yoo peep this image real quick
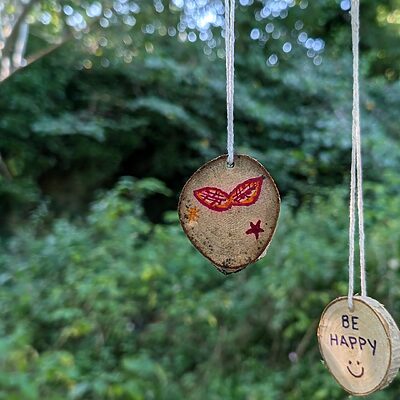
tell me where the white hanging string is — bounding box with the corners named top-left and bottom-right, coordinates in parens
top-left (225, 0), bottom-right (235, 167)
top-left (348, 0), bottom-right (366, 310)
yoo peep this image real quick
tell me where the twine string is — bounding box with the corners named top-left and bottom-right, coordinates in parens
top-left (225, 0), bottom-right (235, 167)
top-left (348, 0), bottom-right (366, 310)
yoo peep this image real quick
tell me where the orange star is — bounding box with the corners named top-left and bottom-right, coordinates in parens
top-left (187, 207), bottom-right (200, 222)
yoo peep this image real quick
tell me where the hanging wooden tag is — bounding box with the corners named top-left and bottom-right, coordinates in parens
top-left (178, 154), bottom-right (280, 274)
top-left (317, 296), bottom-right (400, 396)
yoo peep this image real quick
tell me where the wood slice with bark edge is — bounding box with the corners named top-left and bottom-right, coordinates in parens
top-left (178, 154), bottom-right (280, 274)
top-left (317, 296), bottom-right (400, 396)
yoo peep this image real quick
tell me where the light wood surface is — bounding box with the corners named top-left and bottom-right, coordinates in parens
top-left (178, 154), bottom-right (280, 274)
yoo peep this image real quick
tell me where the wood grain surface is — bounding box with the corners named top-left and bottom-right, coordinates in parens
top-left (317, 296), bottom-right (400, 396)
top-left (178, 154), bottom-right (280, 274)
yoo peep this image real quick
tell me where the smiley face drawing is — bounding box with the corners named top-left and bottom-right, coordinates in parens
top-left (347, 360), bottom-right (365, 378)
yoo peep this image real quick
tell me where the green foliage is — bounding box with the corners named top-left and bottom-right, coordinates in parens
top-left (2, 40), bottom-right (400, 226)
top-left (3, 1), bottom-right (400, 225)
top-left (1, 177), bottom-right (400, 399)
top-left (32, 113), bottom-right (106, 141)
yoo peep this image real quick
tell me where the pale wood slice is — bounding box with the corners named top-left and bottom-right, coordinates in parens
top-left (178, 154), bottom-right (280, 274)
top-left (317, 296), bottom-right (400, 396)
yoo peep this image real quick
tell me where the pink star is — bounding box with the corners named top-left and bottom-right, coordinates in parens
top-left (246, 220), bottom-right (264, 240)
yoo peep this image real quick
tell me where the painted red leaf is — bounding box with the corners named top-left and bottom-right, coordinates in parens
top-left (193, 187), bottom-right (231, 212)
top-left (230, 176), bottom-right (263, 206)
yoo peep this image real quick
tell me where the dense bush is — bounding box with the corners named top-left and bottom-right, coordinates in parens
top-left (0, 176), bottom-right (399, 399)
top-left (2, 41), bottom-right (400, 227)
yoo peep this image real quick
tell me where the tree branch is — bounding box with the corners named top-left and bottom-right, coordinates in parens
top-left (12, 22), bottom-right (29, 68)
top-left (2, 0), bottom-right (40, 60)
top-left (1, 16), bottom-right (102, 83)
top-left (0, 31), bottom-right (74, 84)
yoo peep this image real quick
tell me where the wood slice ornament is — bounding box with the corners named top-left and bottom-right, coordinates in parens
top-left (178, 154), bottom-right (280, 274)
top-left (317, 296), bottom-right (400, 396)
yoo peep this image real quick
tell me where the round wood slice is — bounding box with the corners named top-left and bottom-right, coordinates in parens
top-left (178, 154), bottom-right (280, 274)
top-left (317, 296), bottom-right (400, 396)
